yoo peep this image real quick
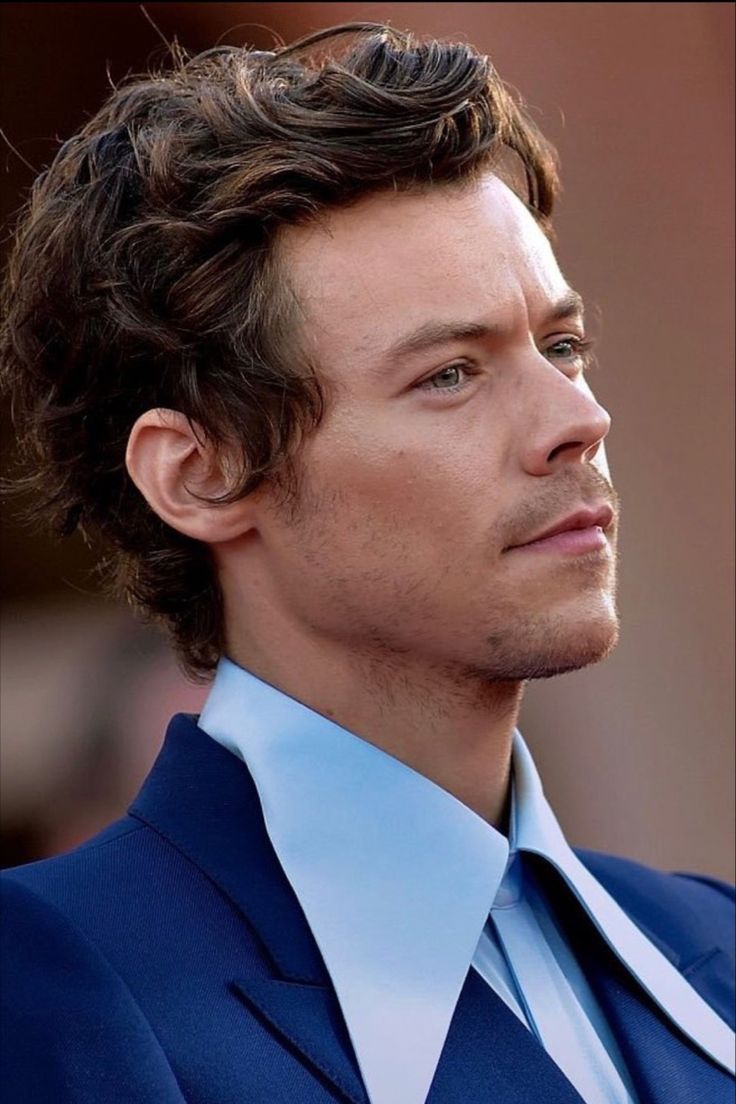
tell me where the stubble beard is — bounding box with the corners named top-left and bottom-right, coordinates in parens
top-left (467, 565), bottom-right (620, 684)
top-left (268, 457), bottom-right (621, 689)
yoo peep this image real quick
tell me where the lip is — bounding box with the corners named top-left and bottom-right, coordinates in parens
top-left (508, 503), bottom-right (615, 551)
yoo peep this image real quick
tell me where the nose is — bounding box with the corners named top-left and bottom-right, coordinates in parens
top-left (521, 369), bottom-right (611, 477)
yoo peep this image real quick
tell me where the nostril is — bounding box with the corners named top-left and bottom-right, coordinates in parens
top-left (548, 441), bottom-right (585, 464)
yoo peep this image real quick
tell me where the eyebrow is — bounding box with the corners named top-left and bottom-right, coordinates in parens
top-left (379, 289), bottom-right (586, 368)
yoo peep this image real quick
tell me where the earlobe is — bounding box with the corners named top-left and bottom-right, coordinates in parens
top-left (124, 408), bottom-right (253, 544)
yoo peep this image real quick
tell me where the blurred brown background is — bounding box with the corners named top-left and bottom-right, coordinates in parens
top-left (1, 3), bottom-right (733, 878)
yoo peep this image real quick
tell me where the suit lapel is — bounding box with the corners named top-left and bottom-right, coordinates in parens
top-left (128, 713), bottom-right (327, 983)
top-left (128, 714), bottom-right (368, 1103)
top-left (587, 953), bottom-right (735, 1104)
top-left (231, 976), bottom-right (370, 1104)
top-left (530, 858), bottom-right (735, 1104)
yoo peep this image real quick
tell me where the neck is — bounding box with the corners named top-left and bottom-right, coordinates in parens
top-left (224, 601), bottom-right (523, 830)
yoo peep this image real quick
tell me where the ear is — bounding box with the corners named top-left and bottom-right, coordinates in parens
top-left (125, 408), bottom-right (255, 543)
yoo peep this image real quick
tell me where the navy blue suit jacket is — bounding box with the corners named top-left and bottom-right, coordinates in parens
top-left (2, 713), bottom-right (734, 1103)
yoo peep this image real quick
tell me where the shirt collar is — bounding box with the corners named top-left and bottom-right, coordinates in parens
top-left (198, 656), bottom-right (734, 1104)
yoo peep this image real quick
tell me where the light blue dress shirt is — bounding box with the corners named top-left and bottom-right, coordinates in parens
top-left (198, 656), bottom-right (735, 1104)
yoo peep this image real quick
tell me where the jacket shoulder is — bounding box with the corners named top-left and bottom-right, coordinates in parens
top-left (1, 812), bottom-right (151, 901)
top-left (0, 874), bottom-right (186, 1102)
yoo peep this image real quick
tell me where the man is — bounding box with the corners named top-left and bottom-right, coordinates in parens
top-left (1, 21), bottom-right (733, 1104)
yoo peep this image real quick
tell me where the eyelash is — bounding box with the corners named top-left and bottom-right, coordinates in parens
top-left (552, 336), bottom-right (598, 371)
top-left (416, 337), bottom-right (599, 396)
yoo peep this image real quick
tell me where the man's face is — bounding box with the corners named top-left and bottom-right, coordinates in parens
top-left (252, 172), bottom-right (619, 681)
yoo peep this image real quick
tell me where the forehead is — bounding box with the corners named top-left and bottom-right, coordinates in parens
top-left (278, 174), bottom-right (568, 367)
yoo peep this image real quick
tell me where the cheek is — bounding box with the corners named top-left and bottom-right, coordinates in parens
top-left (308, 399), bottom-right (499, 515)
top-left (311, 436), bottom-right (488, 534)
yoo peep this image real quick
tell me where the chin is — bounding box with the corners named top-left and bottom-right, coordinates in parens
top-left (479, 597), bottom-right (620, 682)
top-left (524, 622), bottom-right (619, 681)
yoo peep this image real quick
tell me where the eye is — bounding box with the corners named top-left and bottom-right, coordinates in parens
top-left (546, 336), bottom-right (598, 373)
top-left (416, 363), bottom-right (475, 394)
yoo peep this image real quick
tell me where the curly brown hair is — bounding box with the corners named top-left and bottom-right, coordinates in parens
top-left (0, 21), bottom-right (561, 683)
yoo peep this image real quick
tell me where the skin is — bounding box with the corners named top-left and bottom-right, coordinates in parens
top-left (126, 172), bottom-right (620, 829)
